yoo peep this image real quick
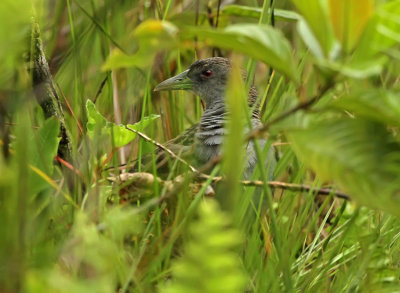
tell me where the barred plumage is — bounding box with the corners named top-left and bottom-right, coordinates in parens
top-left (154, 57), bottom-right (275, 179)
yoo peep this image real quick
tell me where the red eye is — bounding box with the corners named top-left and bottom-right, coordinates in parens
top-left (202, 70), bottom-right (213, 78)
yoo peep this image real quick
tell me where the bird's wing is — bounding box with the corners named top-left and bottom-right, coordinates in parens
top-left (150, 123), bottom-right (198, 172)
top-left (165, 123), bottom-right (199, 147)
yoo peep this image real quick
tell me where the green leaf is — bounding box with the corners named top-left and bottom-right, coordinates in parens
top-left (102, 20), bottom-right (178, 70)
top-left (86, 100), bottom-right (159, 147)
top-left (101, 48), bottom-right (146, 71)
top-left (162, 199), bottom-right (247, 293)
top-left (297, 13), bottom-right (383, 76)
top-left (331, 89), bottom-right (400, 126)
top-left (103, 21), bottom-right (298, 82)
top-left (353, 0), bottom-right (400, 62)
top-left (222, 5), bottom-right (300, 22)
top-left (113, 117), bottom-right (160, 147)
top-left (220, 61), bottom-right (247, 211)
top-left (102, 206), bottom-right (143, 242)
top-left (297, 18), bottom-right (325, 58)
top-left (315, 58), bottom-right (385, 79)
top-left (291, 0), bottom-right (335, 57)
top-left (0, 0), bottom-right (31, 86)
top-left (86, 99), bottom-right (109, 131)
top-left (328, 0), bottom-right (374, 53)
top-left (28, 118), bottom-right (60, 194)
top-left (287, 117), bottom-right (400, 216)
top-left (183, 24), bottom-right (299, 83)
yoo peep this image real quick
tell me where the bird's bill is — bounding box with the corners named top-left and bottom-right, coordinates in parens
top-left (154, 69), bottom-right (192, 92)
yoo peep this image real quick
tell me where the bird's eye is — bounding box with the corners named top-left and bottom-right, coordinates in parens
top-left (201, 70), bottom-right (213, 78)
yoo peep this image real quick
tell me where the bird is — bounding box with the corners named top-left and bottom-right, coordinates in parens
top-left (154, 57), bottom-right (275, 179)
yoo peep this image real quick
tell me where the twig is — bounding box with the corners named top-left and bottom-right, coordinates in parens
top-left (124, 125), bottom-right (199, 173)
top-left (108, 172), bottom-right (350, 212)
top-left (93, 75), bottom-right (109, 104)
top-left (215, 0), bottom-right (222, 28)
top-left (244, 180), bottom-right (349, 200)
top-left (3, 122), bottom-right (40, 129)
top-left (196, 173), bottom-right (350, 200)
top-left (108, 172), bottom-right (215, 215)
top-left (246, 80), bottom-right (334, 141)
top-left (272, 142), bottom-right (291, 147)
top-left (55, 156), bottom-right (83, 178)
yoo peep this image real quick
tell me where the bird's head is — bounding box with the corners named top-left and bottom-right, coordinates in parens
top-left (154, 57), bottom-right (231, 107)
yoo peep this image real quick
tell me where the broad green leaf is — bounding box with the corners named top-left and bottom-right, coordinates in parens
top-left (86, 99), bottom-right (108, 131)
top-left (103, 21), bottom-right (298, 82)
top-left (312, 0), bottom-right (394, 78)
top-left (28, 118), bottom-right (60, 194)
top-left (112, 117), bottom-right (160, 147)
top-left (0, 0), bottom-right (31, 87)
top-left (102, 20), bottom-right (178, 70)
top-left (297, 18), bottom-right (325, 59)
top-left (86, 100), bottom-right (159, 147)
top-left (291, 0), bottom-right (335, 57)
top-left (315, 58), bottom-right (385, 79)
top-left (297, 0), bottom-right (386, 79)
top-left (331, 89), bottom-right (400, 126)
top-left (328, 0), bottom-right (374, 53)
top-left (287, 118), bottom-right (400, 216)
top-left (353, 0), bottom-right (400, 62)
top-left (101, 49), bottom-right (145, 71)
top-left (222, 5), bottom-right (300, 22)
top-left (183, 24), bottom-right (299, 83)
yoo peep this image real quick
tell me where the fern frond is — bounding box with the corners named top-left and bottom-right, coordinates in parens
top-left (162, 199), bottom-right (247, 293)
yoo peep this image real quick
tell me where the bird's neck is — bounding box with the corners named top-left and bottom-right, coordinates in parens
top-left (200, 101), bottom-right (226, 130)
top-left (198, 94), bottom-right (261, 136)
top-left (204, 100), bottom-right (225, 114)
top-left (201, 85), bottom-right (261, 122)
top-left (194, 91), bottom-right (261, 165)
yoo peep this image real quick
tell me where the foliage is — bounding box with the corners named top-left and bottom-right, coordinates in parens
top-left (2, 0), bottom-right (400, 292)
top-left (86, 100), bottom-right (159, 147)
top-left (103, 21), bottom-right (298, 82)
top-left (288, 118), bottom-right (400, 216)
top-left (162, 199), bottom-right (247, 293)
top-left (22, 116), bottom-right (60, 194)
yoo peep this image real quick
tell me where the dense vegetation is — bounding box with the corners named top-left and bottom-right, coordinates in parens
top-left (2, 0), bottom-right (400, 292)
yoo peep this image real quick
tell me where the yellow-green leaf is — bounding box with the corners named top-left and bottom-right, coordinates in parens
top-left (183, 24), bottom-right (299, 83)
top-left (329, 0), bottom-right (374, 52)
top-left (86, 100), bottom-right (159, 147)
top-left (291, 0), bottom-right (335, 57)
top-left (102, 20), bottom-right (178, 70)
top-left (287, 117), bottom-right (400, 217)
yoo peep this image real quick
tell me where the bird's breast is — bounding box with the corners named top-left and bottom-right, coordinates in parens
top-left (193, 116), bottom-right (267, 175)
top-left (194, 127), bottom-right (225, 165)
